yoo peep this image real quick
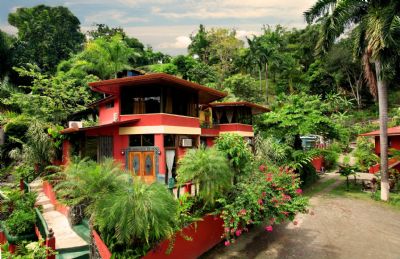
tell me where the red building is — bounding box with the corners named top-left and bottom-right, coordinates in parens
top-left (61, 73), bottom-right (269, 184)
top-left (359, 126), bottom-right (400, 173)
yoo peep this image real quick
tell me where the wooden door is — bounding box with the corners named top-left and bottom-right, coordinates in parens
top-left (128, 151), bottom-right (156, 183)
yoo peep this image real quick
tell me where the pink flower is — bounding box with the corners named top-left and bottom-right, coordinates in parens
top-left (259, 164), bottom-right (266, 172)
top-left (224, 240), bottom-right (231, 246)
top-left (262, 192), bottom-right (266, 197)
top-left (258, 199), bottom-right (263, 205)
top-left (282, 194), bottom-right (292, 201)
top-left (265, 225), bottom-right (273, 232)
top-left (239, 209), bottom-right (247, 216)
top-left (235, 229), bottom-right (242, 237)
top-left (224, 227), bottom-right (230, 233)
top-left (296, 189), bottom-right (303, 195)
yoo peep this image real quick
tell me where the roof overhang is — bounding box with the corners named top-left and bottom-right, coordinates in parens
top-left (61, 119), bottom-right (140, 134)
top-left (359, 126), bottom-right (400, 137)
top-left (88, 73), bottom-right (227, 104)
top-left (209, 101), bottom-right (270, 115)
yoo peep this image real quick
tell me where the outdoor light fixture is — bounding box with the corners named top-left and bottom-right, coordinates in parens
top-left (121, 149), bottom-right (125, 155)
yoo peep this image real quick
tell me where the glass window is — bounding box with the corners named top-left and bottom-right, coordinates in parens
top-left (129, 135), bottom-right (154, 146)
top-left (129, 135), bottom-right (141, 146)
top-left (142, 135), bottom-right (154, 146)
top-left (105, 101), bottom-right (114, 109)
top-left (121, 86), bottom-right (161, 114)
top-left (164, 134), bottom-right (176, 147)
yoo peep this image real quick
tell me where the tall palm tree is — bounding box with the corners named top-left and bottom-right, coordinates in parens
top-left (305, 0), bottom-right (400, 201)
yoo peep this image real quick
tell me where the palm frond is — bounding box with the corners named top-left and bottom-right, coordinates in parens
top-left (304, 0), bottom-right (338, 24)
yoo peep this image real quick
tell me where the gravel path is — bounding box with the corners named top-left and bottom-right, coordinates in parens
top-left (202, 174), bottom-right (400, 259)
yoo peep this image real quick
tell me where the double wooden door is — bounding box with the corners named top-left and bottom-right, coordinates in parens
top-left (128, 151), bottom-right (156, 183)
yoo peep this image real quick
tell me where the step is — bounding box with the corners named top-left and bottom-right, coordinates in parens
top-left (29, 179), bottom-right (43, 190)
top-left (72, 223), bottom-right (90, 243)
top-left (36, 194), bottom-right (51, 206)
top-left (56, 247), bottom-right (90, 259)
top-left (42, 203), bottom-right (55, 213)
top-left (42, 211), bottom-right (87, 250)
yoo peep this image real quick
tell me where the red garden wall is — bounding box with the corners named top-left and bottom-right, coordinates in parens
top-left (42, 181), bottom-right (70, 217)
top-left (311, 156), bottom-right (324, 172)
top-left (93, 230), bottom-right (112, 259)
top-left (144, 215), bottom-right (224, 259)
top-left (92, 215), bottom-right (224, 259)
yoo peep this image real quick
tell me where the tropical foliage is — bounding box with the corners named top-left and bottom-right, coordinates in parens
top-left (177, 147), bottom-right (232, 206)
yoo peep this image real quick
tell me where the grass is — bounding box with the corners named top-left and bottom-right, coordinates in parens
top-left (329, 178), bottom-right (400, 210)
top-left (304, 178), bottom-right (337, 197)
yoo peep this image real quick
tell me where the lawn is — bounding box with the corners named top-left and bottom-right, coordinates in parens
top-left (329, 178), bottom-right (400, 210)
top-left (304, 178), bottom-right (337, 197)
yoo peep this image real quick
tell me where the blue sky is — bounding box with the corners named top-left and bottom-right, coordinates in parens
top-left (0, 0), bottom-right (315, 55)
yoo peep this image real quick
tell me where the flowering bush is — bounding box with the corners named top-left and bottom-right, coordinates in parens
top-left (218, 164), bottom-right (308, 244)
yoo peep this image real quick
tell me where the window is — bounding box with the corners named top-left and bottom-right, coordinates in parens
top-left (164, 134), bottom-right (176, 147)
top-left (129, 135), bottom-right (155, 146)
top-left (98, 136), bottom-right (113, 162)
top-left (105, 101), bottom-right (114, 109)
top-left (121, 86), bottom-right (161, 114)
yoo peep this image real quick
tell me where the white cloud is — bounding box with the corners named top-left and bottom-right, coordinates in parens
top-left (151, 0), bottom-right (315, 20)
top-left (158, 35), bottom-right (191, 49)
top-left (0, 24), bottom-right (17, 35)
top-left (235, 30), bottom-right (261, 40)
top-left (84, 10), bottom-right (148, 24)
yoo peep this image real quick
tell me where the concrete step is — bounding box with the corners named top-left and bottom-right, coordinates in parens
top-left (42, 203), bottom-right (55, 213)
top-left (36, 193), bottom-right (51, 206)
top-left (29, 179), bottom-right (43, 190)
top-left (42, 211), bottom-right (87, 250)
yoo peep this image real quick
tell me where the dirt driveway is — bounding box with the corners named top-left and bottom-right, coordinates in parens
top-left (202, 174), bottom-right (400, 259)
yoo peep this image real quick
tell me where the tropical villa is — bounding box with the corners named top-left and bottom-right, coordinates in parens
top-left (60, 72), bottom-right (269, 185)
top-left (359, 126), bottom-right (400, 173)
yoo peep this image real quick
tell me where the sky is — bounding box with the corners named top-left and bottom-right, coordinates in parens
top-left (0, 0), bottom-right (315, 56)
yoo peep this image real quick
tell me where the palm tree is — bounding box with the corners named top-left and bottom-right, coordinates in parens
top-left (305, 0), bottom-right (400, 201)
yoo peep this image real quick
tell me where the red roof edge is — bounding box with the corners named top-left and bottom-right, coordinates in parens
top-left (88, 73), bottom-right (227, 98)
top-left (359, 126), bottom-right (400, 137)
top-left (61, 118), bottom-right (140, 134)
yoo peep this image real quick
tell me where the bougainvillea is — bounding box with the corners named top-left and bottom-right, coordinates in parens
top-left (218, 163), bottom-right (308, 244)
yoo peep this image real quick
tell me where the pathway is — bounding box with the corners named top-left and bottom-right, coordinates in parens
top-left (202, 174), bottom-right (400, 259)
top-left (29, 179), bottom-right (89, 256)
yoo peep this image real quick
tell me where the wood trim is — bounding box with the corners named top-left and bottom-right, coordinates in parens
top-left (219, 131), bottom-right (254, 137)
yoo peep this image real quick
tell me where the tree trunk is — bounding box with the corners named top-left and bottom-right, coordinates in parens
top-left (265, 62), bottom-right (268, 104)
top-left (375, 59), bottom-right (390, 201)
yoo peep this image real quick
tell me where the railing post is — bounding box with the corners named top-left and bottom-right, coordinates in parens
top-left (46, 228), bottom-right (56, 259)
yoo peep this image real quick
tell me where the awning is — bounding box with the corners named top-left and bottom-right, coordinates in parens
top-left (61, 118), bottom-right (140, 134)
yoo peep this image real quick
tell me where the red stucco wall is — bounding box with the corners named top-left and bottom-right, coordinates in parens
top-left (219, 123), bottom-right (253, 132)
top-left (62, 140), bottom-right (71, 165)
top-left (119, 113), bottom-right (200, 127)
top-left (99, 98), bottom-right (119, 125)
top-left (374, 136), bottom-right (400, 154)
top-left (144, 215), bottom-right (224, 259)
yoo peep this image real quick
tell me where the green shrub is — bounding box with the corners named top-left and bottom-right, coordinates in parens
top-left (218, 164), bottom-right (308, 244)
top-left (215, 133), bottom-right (253, 180)
top-left (177, 147), bottom-right (233, 207)
top-left (2, 190), bottom-right (36, 236)
top-left (354, 137), bottom-right (379, 172)
top-left (93, 178), bottom-right (178, 257)
top-left (321, 142), bottom-right (341, 170)
top-left (5, 210), bottom-right (36, 236)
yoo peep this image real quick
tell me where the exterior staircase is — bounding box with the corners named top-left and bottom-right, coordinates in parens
top-left (29, 179), bottom-right (90, 259)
